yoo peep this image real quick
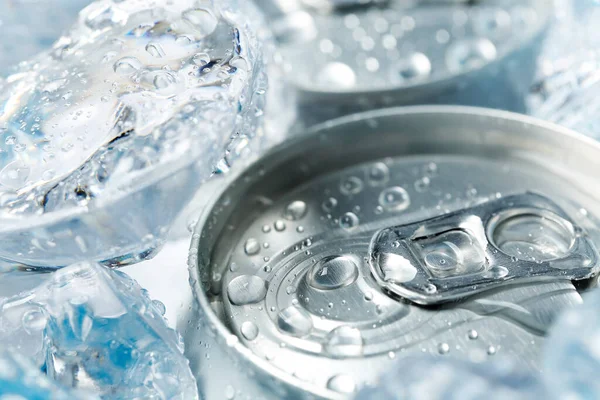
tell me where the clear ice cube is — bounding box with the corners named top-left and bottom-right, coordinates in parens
top-left (0, 0), bottom-right (271, 268)
top-left (0, 261), bottom-right (198, 399)
top-left (0, 0), bottom-right (91, 76)
top-left (0, 349), bottom-right (95, 399)
top-left (543, 288), bottom-right (600, 400)
top-left (355, 356), bottom-right (546, 400)
top-left (528, 1), bottom-right (600, 138)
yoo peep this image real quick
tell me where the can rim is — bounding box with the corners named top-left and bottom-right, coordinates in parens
top-left (187, 104), bottom-right (600, 398)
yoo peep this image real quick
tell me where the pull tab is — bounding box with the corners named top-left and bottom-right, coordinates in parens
top-left (369, 193), bottom-right (599, 305)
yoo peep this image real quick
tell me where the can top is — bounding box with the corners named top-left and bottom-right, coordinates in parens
top-left (268, 0), bottom-right (550, 95)
top-left (189, 106), bottom-right (600, 398)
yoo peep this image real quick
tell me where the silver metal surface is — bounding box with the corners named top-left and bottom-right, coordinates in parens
top-left (184, 106), bottom-right (600, 399)
top-left (256, 0), bottom-right (552, 125)
top-left (370, 192), bottom-right (600, 305)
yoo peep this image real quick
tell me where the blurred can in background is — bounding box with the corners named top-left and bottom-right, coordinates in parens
top-left (183, 106), bottom-right (600, 399)
top-left (255, 0), bottom-right (553, 126)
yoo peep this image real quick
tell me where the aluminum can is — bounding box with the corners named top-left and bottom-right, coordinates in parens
top-left (184, 106), bottom-right (600, 399)
top-left (256, 0), bottom-right (552, 126)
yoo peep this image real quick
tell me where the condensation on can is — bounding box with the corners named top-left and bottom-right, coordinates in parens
top-left (256, 0), bottom-right (553, 126)
top-left (183, 106), bottom-right (600, 399)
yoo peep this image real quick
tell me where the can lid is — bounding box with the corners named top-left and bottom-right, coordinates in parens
top-left (190, 107), bottom-right (600, 396)
top-left (370, 192), bottom-right (600, 305)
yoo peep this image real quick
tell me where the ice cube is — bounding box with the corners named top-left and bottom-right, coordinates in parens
top-left (0, 0), bottom-right (91, 76)
top-left (0, 349), bottom-right (95, 399)
top-left (528, 1), bottom-right (600, 139)
top-left (355, 356), bottom-right (546, 400)
top-left (0, 0), bottom-right (273, 268)
top-left (0, 261), bottom-right (198, 399)
top-left (543, 288), bottom-right (600, 400)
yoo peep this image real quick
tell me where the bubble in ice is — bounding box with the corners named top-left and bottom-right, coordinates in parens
top-left (355, 356), bottom-right (546, 400)
top-left (227, 275), bottom-right (268, 306)
top-left (0, 261), bottom-right (198, 399)
top-left (0, 0), bottom-right (274, 268)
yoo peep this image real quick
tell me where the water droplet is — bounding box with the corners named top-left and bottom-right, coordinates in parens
top-left (487, 345), bottom-right (497, 355)
top-left (317, 62), bottom-right (356, 89)
top-left (308, 256), bottom-right (358, 290)
top-left (339, 212), bottom-right (359, 230)
top-left (364, 291), bottom-right (373, 301)
top-left (296, 226), bottom-right (305, 233)
top-left (225, 385), bottom-right (236, 399)
top-left (192, 52), bottom-right (211, 66)
top-left (425, 283), bottom-right (437, 294)
top-left (468, 329), bottom-right (479, 340)
top-left (274, 220), bottom-right (286, 231)
top-left (244, 238), bottom-right (260, 255)
top-left (227, 275), bottom-right (268, 306)
top-left (277, 306), bottom-right (313, 337)
top-left (0, 160), bottom-right (30, 190)
top-left (240, 321), bottom-right (259, 341)
top-left (113, 56), bottom-right (142, 74)
top-left (152, 300), bottom-right (166, 316)
top-left (446, 38), bottom-right (497, 73)
top-left (340, 176), bottom-right (364, 195)
top-left (393, 52), bottom-right (431, 82)
top-left (21, 309), bottom-right (48, 334)
top-left (473, 9), bottom-right (512, 37)
top-left (438, 342), bottom-right (450, 354)
top-left (284, 200), bottom-right (308, 220)
top-left (414, 177), bottom-right (431, 192)
top-left (378, 187), bottom-right (410, 211)
top-left (324, 326), bottom-right (363, 357)
top-left (425, 162), bottom-right (438, 176)
top-left (286, 285), bottom-right (296, 295)
top-left (153, 71), bottom-right (177, 90)
top-left (487, 265), bottom-right (509, 279)
top-left (262, 225), bottom-right (271, 233)
top-left (327, 374), bottom-right (356, 394)
top-left (322, 197), bottom-right (338, 213)
top-left (145, 42), bottom-right (165, 58)
top-left (182, 8), bottom-right (218, 38)
top-left (367, 162), bottom-right (390, 185)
